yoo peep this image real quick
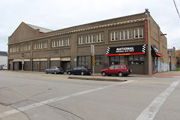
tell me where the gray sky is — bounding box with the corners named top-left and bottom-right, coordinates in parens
top-left (0, 0), bottom-right (180, 52)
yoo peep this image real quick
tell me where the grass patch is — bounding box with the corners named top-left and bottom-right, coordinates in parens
top-left (175, 67), bottom-right (180, 71)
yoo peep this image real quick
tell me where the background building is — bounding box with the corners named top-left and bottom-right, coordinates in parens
top-left (0, 51), bottom-right (7, 70)
top-left (175, 50), bottom-right (180, 67)
top-left (168, 47), bottom-right (176, 71)
top-left (8, 10), bottom-right (175, 74)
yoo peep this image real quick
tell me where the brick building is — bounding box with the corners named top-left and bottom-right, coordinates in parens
top-left (0, 51), bottom-right (7, 69)
top-left (176, 50), bottom-right (180, 67)
top-left (168, 47), bottom-right (176, 70)
top-left (8, 10), bottom-right (173, 75)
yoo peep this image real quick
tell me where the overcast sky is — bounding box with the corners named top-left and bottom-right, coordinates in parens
top-left (0, 0), bottom-right (180, 52)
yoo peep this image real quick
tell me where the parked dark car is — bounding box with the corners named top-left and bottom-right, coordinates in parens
top-left (67, 66), bottom-right (92, 75)
top-left (45, 66), bottom-right (64, 74)
top-left (101, 65), bottom-right (132, 77)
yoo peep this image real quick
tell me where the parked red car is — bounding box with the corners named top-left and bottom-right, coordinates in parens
top-left (101, 65), bottom-right (132, 77)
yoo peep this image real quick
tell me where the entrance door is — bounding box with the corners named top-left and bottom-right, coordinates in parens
top-left (61, 61), bottom-right (70, 72)
top-left (153, 57), bottom-right (158, 73)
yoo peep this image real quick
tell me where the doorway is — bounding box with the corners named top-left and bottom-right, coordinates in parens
top-left (61, 61), bottom-right (70, 72)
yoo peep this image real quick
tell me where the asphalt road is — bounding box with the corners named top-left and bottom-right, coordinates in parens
top-left (0, 71), bottom-right (179, 120)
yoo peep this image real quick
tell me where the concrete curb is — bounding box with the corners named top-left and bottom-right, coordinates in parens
top-left (68, 76), bottom-right (127, 82)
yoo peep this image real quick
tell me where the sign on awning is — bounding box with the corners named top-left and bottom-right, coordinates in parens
top-left (106, 44), bottom-right (146, 56)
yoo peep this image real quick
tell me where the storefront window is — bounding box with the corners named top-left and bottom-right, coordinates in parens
top-left (78, 56), bottom-right (88, 66)
top-left (95, 55), bottom-right (104, 65)
top-left (115, 56), bottom-right (119, 64)
top-left (129, 56), bottom-right (133, 61)
top-left (134, 55), bottom-right (139, 61)
top-left (110, 56), bottom-right (124, 65)
top-left (120, 56), bottom-right (124, 63)
top-left (140, 55), bottom-right (144, 61)
top-left (129, 55), bottom-right (144, 65)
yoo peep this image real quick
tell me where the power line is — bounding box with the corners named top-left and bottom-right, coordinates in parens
top-left (173, 0), bottom-right (180, 18)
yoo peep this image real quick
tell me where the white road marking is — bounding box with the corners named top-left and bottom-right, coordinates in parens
top-left (0, 80), bottom-right (133, 118)
top-left (136, 79), bottom-right (180, 120)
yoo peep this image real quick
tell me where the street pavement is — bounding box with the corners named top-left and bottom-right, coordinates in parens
top-left (0, 70), bottom-right (179, 120)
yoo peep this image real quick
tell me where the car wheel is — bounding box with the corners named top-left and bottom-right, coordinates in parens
top-left (102, 72), bottom-right (106, 76)
top-left (54, 71), bottom-right (57, 74)
top-left (67, 72), bottom-right (71, 75)
top-left (81, 72), bottom-right (84, 76)
top-left (118, 72), bottom-right (123, 77)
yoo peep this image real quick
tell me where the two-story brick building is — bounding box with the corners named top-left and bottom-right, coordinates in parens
top-left (8, 9), bottom-right (171, 75)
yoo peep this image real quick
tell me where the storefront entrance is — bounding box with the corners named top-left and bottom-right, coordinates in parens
top-left (106, 44), bottom-right (146, 74)
top-left (61, 61), bottom-right (70, 72)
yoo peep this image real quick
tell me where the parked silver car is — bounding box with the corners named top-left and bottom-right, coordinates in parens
top-left (45, 66), bottom-right (64, 74)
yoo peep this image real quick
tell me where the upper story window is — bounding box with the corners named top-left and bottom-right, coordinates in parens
top-left (52, 41), bottom-right (56, 47)
top-left (79, 37), bottom-right (82, 44)
top-left (120, 31), bottom-right (124, 40)
top-left (67, 39), bottom-right (70, 46)
top-left (78, 33), bottom-right (103, 45)
top-left (110, 28), bottom-right (142, 42)
top-left (83, 36), bottom-right (86, 44)
top-left (10, 46), bottom-right (20, 53)
top-left (129, 30), bottom-right (132, 39)
top-left (134, 28), bottom-right (143, 38)
top-left (62, 40), bottom-right (65, 46)
top-left (52, 38), bottom-right (71, 47)
top-left (86, 36), bottom-right (89, 43)
top-left (97, 34), bottom-right (103, 42)
top-left (90, 35), bottom-right (92, 43)
top-left (10, 43), bottom-right (31, 53)
top-left (56, 40), bottom-right (59, 47)
top-left (122, 30), bottom-right (133, 40)
top-left (125, 30), bottom-right (128, 39)
top-left (93, 35), bottom-right (96, 43)
top-left (44, 42), bottom-right (48, 48)
top-left (60, 40), bottom-right (63, 46)
top-left (111, 32), bottom-right (118, 41)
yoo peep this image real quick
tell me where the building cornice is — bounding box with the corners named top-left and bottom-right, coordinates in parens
top-left (9, 18), bottom-right (146, 45)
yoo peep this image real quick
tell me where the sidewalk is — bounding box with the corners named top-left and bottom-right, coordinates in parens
top-left (130, 71), bottom-right (180, 78)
